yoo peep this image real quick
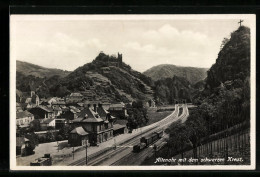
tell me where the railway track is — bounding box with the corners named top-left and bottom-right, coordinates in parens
top-left (69, 104), bottom-right (187, 166)
top-left (110, 104), bottom-right (189, 166)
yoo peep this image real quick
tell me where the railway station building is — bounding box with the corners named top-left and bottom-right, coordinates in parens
top-left (69, 104), bottom-right (116, 146)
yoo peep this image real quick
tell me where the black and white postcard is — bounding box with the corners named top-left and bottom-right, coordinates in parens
top-left (10, 14), bottom-right (256, 170)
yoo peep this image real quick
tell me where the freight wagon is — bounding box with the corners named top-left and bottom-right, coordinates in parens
top-left (133, 130), bottom-right (164, 153)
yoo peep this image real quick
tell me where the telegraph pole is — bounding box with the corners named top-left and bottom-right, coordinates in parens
top-left (85, 140), bottom-right (88, 165)
top-left (72, 146), bottom-right (74, 160)
top-left (114, 138), bottom-right (117, 150)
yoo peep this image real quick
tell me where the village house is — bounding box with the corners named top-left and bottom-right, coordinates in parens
top-left (67, 93), bottom-right (84, 103)
top-left (108, 103), bottom-right (128, 119)
top-left (23, 91), bottom-right (40, 108)
top-left (60, 108), bottom-right (78, 121)
top-left (16, 110), bottom-right (34, 128)
top-left (66, 102), bottom-right (84, 111)
top-left (69, 104), bottom-right (115, 146)
top-left (40, 118), bottom-right (56, 130)
top-left (52, 105), bottom-right (62, 117)
top-left (68, 126), bottom-right (89, 147)
top-left (55, 118), bottom-right (68, 129)
top-left (39, 99), bottom-right (50, 106)
top-left (16, 102), bottom-right (23, 112)
top-left (28, 106), bottom-right (55, 120)
top-left (46, 97), bottom-right (57, 106)
top-left (52, 98), bottom-right (65, 105)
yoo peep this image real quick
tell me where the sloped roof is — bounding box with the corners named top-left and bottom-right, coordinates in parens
top-left (96, 106), bottom-right (109, 120)
top-left (70, 106), bottom-right (80, 113)
top-left (73, 108), bottom-right (103, 123)
top-left (84, 100), bottom-right (101, 105)
top-left (52, 101), bottom-right (65, 105)
top-left (52, 106), bottom-right (62, 111)
top-left (25, 98), bottom-right (32, 103)
top-left (109, 103), bottom-right (125, 109)
top-left (42, 118), bottom-right (55, 124)
top-left (38, 105), bottom-right (53, 113)
top-left (77, 102), bottom-right (84, 107)
top-left (113, 124), bottom-right (126, 131)
top-left (16, 110), bottom-right (34, 119)
top-left (70, 93), bottom-right (83, 97)
top-left (70, 127), bottom-right (89, 136)
top-left (47, 97), bottom-right (56, 102)
top-left (114, 119), bottom-right (128, 125)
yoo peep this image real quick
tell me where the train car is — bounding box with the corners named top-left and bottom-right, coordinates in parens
top-left (133, 143), bottom-right (146, 152)
top-left (140, 133), bottom-right (158, 147)
top-left (133, 131), bottom-right (164, 153)
top-left (155, 130), bottom-right (163, 138)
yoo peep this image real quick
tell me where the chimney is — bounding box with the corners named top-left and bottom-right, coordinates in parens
top-left (94, 104), bottom-right (97, 112)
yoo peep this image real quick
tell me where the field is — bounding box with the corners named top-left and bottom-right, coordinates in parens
top-left (146, 107), bottom-right (173, 126)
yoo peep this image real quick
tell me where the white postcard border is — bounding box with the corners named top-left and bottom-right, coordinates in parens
top-left (10, 14), bottom-right (256, 171)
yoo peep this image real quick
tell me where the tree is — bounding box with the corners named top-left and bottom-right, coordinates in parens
top-left (46, 131), bottom-right (55, 142)
top-left (25, 132), bottom-right (39, 155)
top-left (166, 121), bottom-right (192, 161)
top-left (220, 37), bottom-right (230, 50)
top-left (186, 113), bottom-right (207, 159)
top-left (127, 100), bottom-right (148, 130)
top-left (29, 119), bottom-right (41, 132)
top-left (55, 135), bottom-right (63, 141)
top-left (58, 124), bottom-right (71, 139)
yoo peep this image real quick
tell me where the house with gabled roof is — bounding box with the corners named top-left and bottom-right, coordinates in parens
top-left (68, 126), bottom-right (89, 147)
top-left (66, 92), bottom-right (84, 103)
top-left (16, 110), bottom-right (34, 128)
top-left (28, 106), bottom-right (55, 120)
top-left (52, 105), bottom-right (62, 117)
top-left (40, 118), bottom-right (56, 130)
top-left (69, 105), bottom-right (114, 146)
top-left (108, 102), bottom-right (129, 119)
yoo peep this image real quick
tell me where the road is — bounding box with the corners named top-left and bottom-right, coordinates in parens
top-left (69, 104), bottom-right (189, 166)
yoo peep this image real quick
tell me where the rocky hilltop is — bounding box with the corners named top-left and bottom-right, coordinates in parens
top-left (16, 52), bottom-right (154, 102)
top-left (205, 26), bottom-right (250, 90)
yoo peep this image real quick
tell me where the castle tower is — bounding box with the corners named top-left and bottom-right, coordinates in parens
top-left (117, 52), bottom-right (122, 67)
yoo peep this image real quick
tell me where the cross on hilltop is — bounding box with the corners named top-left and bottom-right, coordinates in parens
top-left (238, 19), bottom-right (244, 27)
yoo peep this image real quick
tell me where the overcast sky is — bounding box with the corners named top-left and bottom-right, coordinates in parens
top-left (11, 15), bottom-right (253, 72)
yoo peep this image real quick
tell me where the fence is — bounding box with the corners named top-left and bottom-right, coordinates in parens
top-left (197, 128), bottom-right (250, 158)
